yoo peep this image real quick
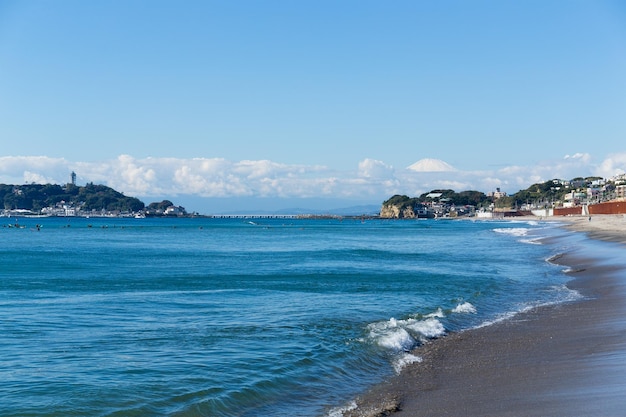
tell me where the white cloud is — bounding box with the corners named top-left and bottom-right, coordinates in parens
top-left (358, 159), bottom-right (394, 179)
top-left (23, 171), bottom-right (57, 184)
top-left (0, 153), bottom-right (625, 211)
top-left (235, 160), bottom-right (278, 179)
top-left (563, 153), bottom-right (591, 162)
top-left (0, 156), bottom-right (71, 184)
top-left (594, 153), bottom-right (626, 178)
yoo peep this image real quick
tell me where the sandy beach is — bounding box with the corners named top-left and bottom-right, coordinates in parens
top-left (341, 214), bottom-right (626, 417)
top-left (560, 214), bottom-right (626, 245)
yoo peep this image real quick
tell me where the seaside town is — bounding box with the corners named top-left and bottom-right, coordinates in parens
top-left (0, 172), bottom-right (189, 220)
top-left (2, 172), bottom-right (626, 220)
top-left (375, 172), bottom-right (626, 219)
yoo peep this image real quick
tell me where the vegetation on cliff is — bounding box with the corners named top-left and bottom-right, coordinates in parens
top-left (383, 189), bottom-right (489, 207)
top-left (419, 189), bottom-right (489, 206)
top-left (1, 183), bottom-right (144, 213)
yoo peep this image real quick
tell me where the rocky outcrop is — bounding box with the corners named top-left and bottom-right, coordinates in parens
top-left (379, 195), bottom-right (432, 219)
top-left (380, 203), bottom-right (418, 219)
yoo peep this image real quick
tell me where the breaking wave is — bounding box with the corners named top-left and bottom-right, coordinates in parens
top-left (452, 301), bottom-right (477, 314)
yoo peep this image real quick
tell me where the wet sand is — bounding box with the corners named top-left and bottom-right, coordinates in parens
top-left (341, 214), bottom-right (626, 417)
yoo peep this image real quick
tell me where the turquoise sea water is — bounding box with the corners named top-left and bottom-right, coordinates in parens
top-left (1, 217), bottom-right (577, 416)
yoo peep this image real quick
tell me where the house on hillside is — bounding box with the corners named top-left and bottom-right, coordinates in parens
top-left (164, 205), bottom-right (186, 216)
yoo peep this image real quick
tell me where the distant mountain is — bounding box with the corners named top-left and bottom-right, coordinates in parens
top-left (216, 204), bottom-right (381, 216)
top-left (406, 158), bottom-right (456, 172)
top-left (318, 204), bottom-right (381, 216)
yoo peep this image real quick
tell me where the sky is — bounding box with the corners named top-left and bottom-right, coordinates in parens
top-left (1, 0), bottom-right (625, 213)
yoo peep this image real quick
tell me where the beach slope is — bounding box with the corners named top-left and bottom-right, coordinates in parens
top-left (342, 215), bottom-right (626, 417)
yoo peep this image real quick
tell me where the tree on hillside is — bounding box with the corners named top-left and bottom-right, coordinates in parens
top-left (382, 195), bottom-right (421, 210)
top-left (417, 189), bottom-right (488, 206)
top-left (456, 190), bottom-right (489, 206)
top-left (146, 200), bottom-right (175, 213)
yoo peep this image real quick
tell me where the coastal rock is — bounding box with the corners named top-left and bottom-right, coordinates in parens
top-left (379, 204), bottom-right (417, 219)
top-left (379, 195), bottom-right (424, 219)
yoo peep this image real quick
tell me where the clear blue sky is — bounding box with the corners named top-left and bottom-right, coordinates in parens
top-left (1, 1), bottom-right (625, 212)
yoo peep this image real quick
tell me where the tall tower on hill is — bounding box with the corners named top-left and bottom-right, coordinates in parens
top-left (70, 171), bottom-right (76, 186)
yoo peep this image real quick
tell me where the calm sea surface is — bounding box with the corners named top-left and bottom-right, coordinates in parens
top-left (1, 216), bottom-right (578, 416)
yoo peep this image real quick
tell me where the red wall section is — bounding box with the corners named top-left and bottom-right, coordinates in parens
top-left (553, 201), bottom-right (626, 216)
top-left (588, 201), bottom-right (626, 215)
top-left (554, 207), bottom-right (583, 216)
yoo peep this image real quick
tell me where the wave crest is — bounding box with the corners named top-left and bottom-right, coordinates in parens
top-left (452, 302), bottom-right (477, 314)
top-left (367, 316), bottom-right (446, 353)
top-left (493, 227), bottom-right (529, 237)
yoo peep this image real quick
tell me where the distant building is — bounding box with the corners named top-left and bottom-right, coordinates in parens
top-left (487, 188), bottom-right (507, 199)
top-left (586, 187), bottom-right (601, 201)
top-left (562, 191), bottom-right (587, 208)
top-left (70, 171), bottom-right (76, 186)
top-left (164, 205), bottom-right (186, 216)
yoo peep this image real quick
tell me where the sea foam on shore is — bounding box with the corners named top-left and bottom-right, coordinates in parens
top-left (338, 215), bottom-right (626, 417)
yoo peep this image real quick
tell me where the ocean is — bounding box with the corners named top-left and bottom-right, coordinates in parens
top-left (1, 216), bottom-right (579, 417)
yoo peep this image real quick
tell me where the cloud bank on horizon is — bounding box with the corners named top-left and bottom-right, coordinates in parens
top-left (1, 153), bottom-right (624, 210)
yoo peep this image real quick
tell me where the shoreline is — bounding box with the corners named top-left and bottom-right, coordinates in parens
top-left (339, 214), bottom-right (626, 417)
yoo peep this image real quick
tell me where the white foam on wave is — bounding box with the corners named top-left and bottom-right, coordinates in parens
top-left (545, 284), bottom-right (583, 304)
top-left (405, 317), bottom-right (446, 338)
top-left (475, 310), bottom-right (518, 328)
top-left (325, 400), bottom-right (357, 417)
top-left (476, 285), bottom-right (583, 328)
top-left (501, 219), bottom-right (544, 227)
top-left (367, 316), bottom-right (446, 353)
top-left (561, 266), bottom-right (588, 274)
top-left (425, 307), bottom-right (445, 318)
top-left (494, 227), bottom-right (545, 245)
top-left (368, 318), bottom-right (416, 352)
top-left (393, 352), bottom-right (423, 374)
top-left (520, 237), bottom-right (543, 245)
top-left (493, 227), bottom-right (529, 237)
top-left (452, 301), bottom-right (477, 314)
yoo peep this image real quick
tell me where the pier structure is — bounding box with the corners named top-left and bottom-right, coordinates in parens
top-left (207, 214), bottom-right (299, 219)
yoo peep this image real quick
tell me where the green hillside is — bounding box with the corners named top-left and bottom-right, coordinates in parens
top-left (0, 183), bottom-right (144, 213)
